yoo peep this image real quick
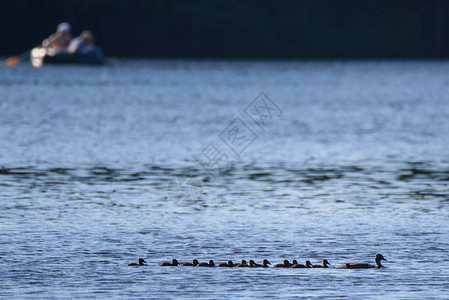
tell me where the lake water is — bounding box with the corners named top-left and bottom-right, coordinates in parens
top-left (1, 59), bottom-right (448, 299)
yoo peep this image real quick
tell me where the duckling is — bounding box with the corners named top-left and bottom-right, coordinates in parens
top-left (312, 259), bottom-right (330, 268)
top-left (235, 260), bottom-right (249, 267)
top-left (339, 254), bottom-right (387, 269)
top-left (197, 260), bottom-right (215, 267)
top-left (217, 260), bottom-right (234, 267)
top-left (291, 260), bottom-right (312, 268)
top-left (160, 259), bottom-right (179, 266)
top-left (248, 260), bottom-right (258, 267)
top-left (255, 259), bottom-right (271, 267)
top-left (273, 260), bottom-right (291, 268)
top-left (127, 258), bottom-right (146, 266)
top-left (182, 259), bottom-right (199, 266)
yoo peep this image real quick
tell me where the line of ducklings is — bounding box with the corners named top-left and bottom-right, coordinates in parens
top-left (128, 254), bottom-right (387, 269)
top-left (158, 259), bottom-right (326, 268)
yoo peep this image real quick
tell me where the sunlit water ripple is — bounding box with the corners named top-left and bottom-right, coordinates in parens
top-left (0, 59), bottom-right (448, 299)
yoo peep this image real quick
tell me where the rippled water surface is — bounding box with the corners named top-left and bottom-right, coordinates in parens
top-left (1, 60), bottom-right (449, 299)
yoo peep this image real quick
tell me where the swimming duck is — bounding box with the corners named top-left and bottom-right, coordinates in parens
top-left (160, 259), bottom-right (179, 266)
top-left (197, 260), bottom-right (215, 267)
top-left (291, 260), bottom-right (312, 268)
top-left (273, 260), bottom-right (291, 268)
top-left (182, 259), bottom-right (199, 266)
top-left (235, 260), bottom-right (249, 267)
top-left (127, 258), bottom-right (146, 266)
top-left (312, 259), bottom-right (331, 268)
top-left (291, 260), bottom-right (298, 265)
top-left (255, 259), bottom-right (271, 267)
top-left (340, 254), bottom-right (387, 269)
top-left (217, 260), bottom-right (234, 267)
top-left (248, 260), bottom-right (258, 267)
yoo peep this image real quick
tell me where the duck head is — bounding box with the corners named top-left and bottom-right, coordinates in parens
top-left (375, 254), bottom-right (387, 265)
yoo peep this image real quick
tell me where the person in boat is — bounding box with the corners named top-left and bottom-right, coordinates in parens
top-left (68, 30), bottom-right (97, 55)
top-left (42, 22), bottom-right (72, 53)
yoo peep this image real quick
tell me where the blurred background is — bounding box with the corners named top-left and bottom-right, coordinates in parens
top-left (2, 0), bottom-right (449, 59)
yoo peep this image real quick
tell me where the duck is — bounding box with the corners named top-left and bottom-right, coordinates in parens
top-left (339, 254), bottom-right (387, 269)
top-left (255, 259), bottom-right (271, 267)
top-left (291, 260), bottom-right (312, 268)
top-left (127, 258), bottom-right (146, 266)
top-left (312, 259), bottom-right (331, 268)
top-left (248, 260), bottom-right (258, 267)
top-left (197, 260), bottom-right (215, 267)
top-left (217, 260), bottom-right (234, 267)
top-left (160, 259), bottom-right (179, 266)
top-left (235, 260), bottom-right (249, 267)
top-left (273, 260), bottom-right (291, 268)
top-left (182, 259), bottom-right (199, 266)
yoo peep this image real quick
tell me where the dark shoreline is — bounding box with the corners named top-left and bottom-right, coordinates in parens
top-left (2, 0), bottom-right (448, 59)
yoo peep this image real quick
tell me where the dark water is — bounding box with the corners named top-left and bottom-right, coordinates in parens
top-left (1, 60), bottom-right (449, 299)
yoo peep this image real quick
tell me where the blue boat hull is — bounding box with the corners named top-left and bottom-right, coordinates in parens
top-left (31, 47), bottom-right (104, 67)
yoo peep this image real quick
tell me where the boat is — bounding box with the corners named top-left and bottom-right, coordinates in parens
top-left (30, 47), bottom-right (104, 67)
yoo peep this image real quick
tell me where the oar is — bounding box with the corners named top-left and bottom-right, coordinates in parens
top-left (5, 47), bottom-right (39, 67)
